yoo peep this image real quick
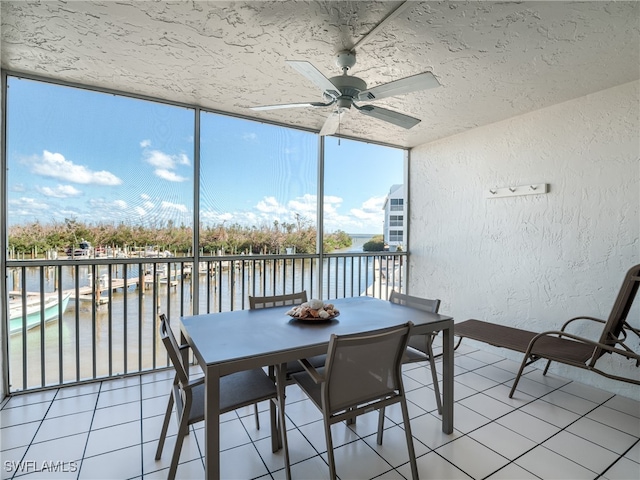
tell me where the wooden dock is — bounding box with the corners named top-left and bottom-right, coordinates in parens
top-left (10, 274), bottom-right (178, 305)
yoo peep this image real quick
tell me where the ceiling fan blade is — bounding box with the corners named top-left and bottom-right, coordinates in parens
top-left (286, 60), bottom-right (341, 98)
top-left (356, 105), bottom-right (421, 129)
top-left (319, 110), bottom-right (345, 136)
top-left (250, 101), bottom-right (332, 111)
top-left (358, 72), bottom-right (440, 102)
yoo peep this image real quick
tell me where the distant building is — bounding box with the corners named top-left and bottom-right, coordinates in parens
top-left (382, 184), bottom-right (405, 251)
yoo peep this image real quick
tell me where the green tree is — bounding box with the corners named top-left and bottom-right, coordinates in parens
top-left (363, 235), bottom-right (385, 252)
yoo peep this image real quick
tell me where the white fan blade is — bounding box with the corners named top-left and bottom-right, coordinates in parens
top-left (358, 72), bottom-right (440, 102)
top-left (356, 105), bottom-right (421, 129)
top-left (319, 111), bottom-right (345, 136)
top-left (286, 60), bottom-right (341, 98)
top-left (250, 101), bottom-right (331, 111)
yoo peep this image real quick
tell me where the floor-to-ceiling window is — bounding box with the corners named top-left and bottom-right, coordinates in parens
top-left (4, 76), bottom-right (195, 389)
top-left (323, 137), bottom-right (405, 297)
top-left (2, 73), bottom-right (408, 391)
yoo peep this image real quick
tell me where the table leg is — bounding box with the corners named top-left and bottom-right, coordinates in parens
top-left (441, 322), bottom-right (454, 434)
top-left (204, 365), bottom-right (221, 480)
top-left (275, 363), bottom-right (291, 480)
top-left (268, 365), bottom-right (279, 452)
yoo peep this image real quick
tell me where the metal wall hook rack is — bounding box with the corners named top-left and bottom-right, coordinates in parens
top-left (486, 183), bottom-right (548, 199)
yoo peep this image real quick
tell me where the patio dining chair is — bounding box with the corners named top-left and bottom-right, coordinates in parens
top-left (291, 322), bottom-right (419, 480)
top-left (155, 314), bottom-right (290, 480)
top-left (249, 290), bottom-right (327, 378)
top-left (389, 290), bottom-right (443, 414)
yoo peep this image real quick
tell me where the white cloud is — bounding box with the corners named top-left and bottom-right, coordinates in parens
top-left (288, 193), bottom-right (316, 212)
top-left (38, 184), bottom-right (82, 198)
top-left (200, 211), bottom-right (235, 224)
top-left (26, 150), bottom-right (122, 186)
top-left (161, 201), bottom-right (188, 213)
top-left (143, 201), bottom-right (155, 209)
top-left (134, 206), bottom-right (147, 216)
top-left (349, 195), bottom-right (386, 221)
top-left (8, 197), bottom-right (56, 222)
top-left (140, 139), bottom-right (152, 148)
top-left (197, 193), bottom-right (383, 233)
top-left (144, 150), bottom-right (175, 169)
top-left (141, 148), bottom-right (190, 181)
top-left (154, 169), bottom-right (187, 182)
top-left (242, 132), bottom-right (258, 142)
top-left (140, 193), bottom-right (151, 200)
top-left (256, 196), bottom-right (287, 215)
top-left (113, 200), bottom-right (128, 209)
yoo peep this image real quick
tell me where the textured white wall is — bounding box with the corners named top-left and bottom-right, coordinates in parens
top-left (409, 81), bottom-right (639, 398)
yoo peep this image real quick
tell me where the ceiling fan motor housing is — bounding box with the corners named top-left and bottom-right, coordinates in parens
top-left (328, 74), bottom-right (367, 109)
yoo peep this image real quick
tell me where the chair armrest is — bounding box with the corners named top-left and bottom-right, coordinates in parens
top-left (527, 330), bottom-right (640, 362)
top-left (560, 316), bottom-right (606, 332)
top-left (297, 358), bottom-right (325, 384)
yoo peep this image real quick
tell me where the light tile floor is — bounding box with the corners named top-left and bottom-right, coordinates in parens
top-left (1, 341), bottom-right (638, 480)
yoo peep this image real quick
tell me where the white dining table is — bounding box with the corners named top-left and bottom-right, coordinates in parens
top-left (180, 295), bottom-right (454, 479)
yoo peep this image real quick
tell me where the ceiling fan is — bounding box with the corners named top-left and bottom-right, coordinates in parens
top-left (250, 50), bottom-right (441, 136)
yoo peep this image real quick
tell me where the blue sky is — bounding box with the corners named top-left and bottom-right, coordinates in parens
top-left (6, 76), bottom-right (404, 234)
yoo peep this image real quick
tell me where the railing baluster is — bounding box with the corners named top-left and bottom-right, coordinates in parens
top-left (123, 264), bottom-right (128, 375)
top-left (57, 265), bottom-right (64, 385)
top-left (138, 262), bottom-right (143, 373)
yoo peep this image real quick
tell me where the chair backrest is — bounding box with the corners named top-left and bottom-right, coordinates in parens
top-left (322, 322), bottom-right (413, 413)
top-left (593, 264), bottom-right (640, 362)
top-left (249, 291), bottom-right (308, 309)
top-left (159, 314), bottom-right (190, 386)
top-left (389, 290), bottom-right (440, 314)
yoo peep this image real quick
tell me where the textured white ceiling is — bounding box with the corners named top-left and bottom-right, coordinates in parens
top-left (2, 1), bottom-right (638, 148)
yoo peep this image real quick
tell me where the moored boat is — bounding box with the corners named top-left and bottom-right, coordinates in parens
top-left (9, 292), bottom-right (71, 334)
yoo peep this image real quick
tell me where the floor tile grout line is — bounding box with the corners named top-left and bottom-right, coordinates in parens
top-left (139, 379), bottom-right (145, 479)
top-left (597, 437), bottom-right (640, 479)
top-left (75, 380), bottom-right (104, 480)
top-left (466, 386), bottom-right (633, 480)
top-left (6, 388), bottom-right (62, 480)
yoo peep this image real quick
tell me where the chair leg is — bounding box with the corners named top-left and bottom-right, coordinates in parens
top-left (400, 397), bottom-right (419, 480)
top-left (155, 392), bottom-right (175, 460)
top-left (377, 407), bottom-right (386, 445)
top-left (168, 411), bottom-right (190, 480)
top-left (275, 364), bottom-right (291, 480)
top-left (426, 335), bottom-right (443, 414)
top-left (254, 402), bottom-right (260, 430)
top-left (509, 356), bottom-right (529, 398)
top-left (543, 359), bottom-right (552, 375)
top-left (323, 416), bottom-right (338, 480)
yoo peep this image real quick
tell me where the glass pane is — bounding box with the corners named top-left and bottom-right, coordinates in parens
top-left (199, 112), bottom-right (318, 255)
top-left (323, 137), bottom-right (405, 251)
top-left (323, 137), bottom-right (405, 298)
top-left (198, 112), bottom-right (318, 307)
top-left (6, 77), bottom-right (195, 254)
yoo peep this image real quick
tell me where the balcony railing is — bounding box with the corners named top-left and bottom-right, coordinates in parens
top-left (4, 251), bottom-right (406, 393)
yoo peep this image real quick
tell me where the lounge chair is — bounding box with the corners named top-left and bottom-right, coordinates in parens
top-left (454, 264), bottom-right (640, 398)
